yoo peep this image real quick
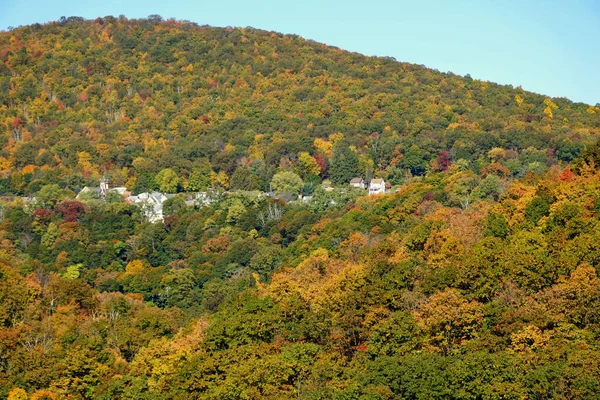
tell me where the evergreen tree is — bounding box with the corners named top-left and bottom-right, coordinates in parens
top-left (329, 146), bottom-right (360, 185)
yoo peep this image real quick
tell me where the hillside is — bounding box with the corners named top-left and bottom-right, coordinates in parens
top-left (1, 16), bottom-right (600, 399)
top-left (0, 16), bottom-right (599, 194)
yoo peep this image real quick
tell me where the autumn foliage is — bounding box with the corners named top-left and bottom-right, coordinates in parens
top-left (0, 15), bottom-right (599, 399)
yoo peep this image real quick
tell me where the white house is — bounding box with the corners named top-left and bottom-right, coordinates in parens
top-left (77, 178), bottom-right (130, 200)
top-left (184, 191), bottom-right (216, 207)
top-left (349, 177), bottom-right (366, 189)
top-left (368, 178), bottom-right (386, 195)
top-left (110, 187), bottom-right (129, 196)
top-left (126, 191), bottom-right (173, 222)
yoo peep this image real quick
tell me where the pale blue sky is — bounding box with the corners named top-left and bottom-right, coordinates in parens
top-left (0, 0), bottom-right (598, 105)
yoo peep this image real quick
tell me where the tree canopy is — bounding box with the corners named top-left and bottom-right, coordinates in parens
top-left (0, 15), bottom-right (599, 399)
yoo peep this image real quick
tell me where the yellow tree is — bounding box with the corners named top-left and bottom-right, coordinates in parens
top-left (211, 171), bottom-right (230, 189)
top-left (415, 288), bottom-right (483, 354)
top-left (295, 152), bottom-right (320, 178)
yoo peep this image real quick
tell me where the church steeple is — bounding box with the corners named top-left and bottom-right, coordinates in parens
top-left (100, 177), bottom-right (109, 197)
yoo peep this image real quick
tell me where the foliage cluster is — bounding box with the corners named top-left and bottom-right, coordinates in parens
top-left (0, 16), bottom-right (598, 196)
top-left (0, 15), bottom-right (600, 399)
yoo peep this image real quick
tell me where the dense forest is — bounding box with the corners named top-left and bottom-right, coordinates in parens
top-left (1, 15), bottom-right (600, 399)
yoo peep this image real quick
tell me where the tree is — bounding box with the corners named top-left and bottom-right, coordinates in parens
top-left (10, 118), bottom-right (23, 142)
top-left (545, 264), bottom-right (600, 327)
top-left (155, 168), bottom-right (180, 193)
top-left (211, 171), bottom-right (230, 189)
top-left (415, 289), bottom-right (484, 354)
top-left (399, 145), bottom-right (428, 176)
top-left (444, 171), bottom-right (478, 209)
top-left (36, 184), bottom-right (66, 208)
top-left (483, 212), bottom-right (509, 239)
top-left (230, 168), bottom-right (260, 191)
top-left (186, 166), bottom-right (212, 191)
top-left (436, 150), bottom-right (452, 171)
top-left (474, 174), bottom-right (502, 201)
top-left (7, 388), bottom-right (27, 400)
top-left (133, 173), bottom-right (158, 194)
top-left (250, 246), bottom-right (281, 280)
top-left (159, 268), bottom-right (197, 308)
top-left (367, 311), bottom-right (421, 358)
top-left (329, 146), bottom-right (359, 185)
top-left (0, 263), bottom-right (29, 328)
top-left (295, 152), bottom-right (321, 179)
top-left (271, 171), bottom-right (303, 195)
top-left (55, 200), bottom-right (86, 222)
top-left (314, 153), bottom-right (328, 177)
top-left (226, 199), bottom-right (247, 223)
top-left (525, 196), bottom-right (551, 224)
top-left (162, 196), bottom-right (186, 216)
top-left (61, 263), bottom-right (83, 279)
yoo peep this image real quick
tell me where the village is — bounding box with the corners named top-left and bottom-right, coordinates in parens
top-left (73, 176), bottom-right (390, 223)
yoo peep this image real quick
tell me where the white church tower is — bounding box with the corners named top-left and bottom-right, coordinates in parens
top-left (100, 177), bottom-right (109, 197)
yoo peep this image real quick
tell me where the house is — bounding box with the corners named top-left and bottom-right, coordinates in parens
top-left (110, 187), bottom-right (130, 196)
top-left (76, 178), bottom-right (130, 200)
top-left (349, 177), bottom-right (366, 189)
top-left (126, 191), bottom-right (173, 222)
top-left (77, 185), bottom-right (130, 200)
top-left (368, 178), bottom-right (386, 195)
top-left (183, 191), bottom-right (216, 207)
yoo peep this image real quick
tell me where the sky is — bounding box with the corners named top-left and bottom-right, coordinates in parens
top-left (0, 0), bottom-right (598, 105)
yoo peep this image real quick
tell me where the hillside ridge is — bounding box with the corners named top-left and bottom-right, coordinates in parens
top-left (0, 16), bottom-right (598, 196)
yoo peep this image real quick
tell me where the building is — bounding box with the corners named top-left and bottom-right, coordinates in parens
top-left (349, 177), bottom-right (366, 189)
top-left (368, 178), bottom-right (386, 195)
top-left (100, 177), bottom-right (109, 197)
top-left (184, 191), bottom-right (216, 207)
top-left (77, 179), bottom-right (130, 200)
top-left (126, 191), bottom-right (174, 222)
top-left (76, 186), bottom-right (102, 199)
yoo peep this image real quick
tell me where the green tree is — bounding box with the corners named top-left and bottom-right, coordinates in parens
top-left (367, 311), bottom-right (421, 358)
top-left (230, 168), bottom-right (260, 191)
top-left (250, 246), bottom-right (281, 280)
top-left (483, 212), bottom-right (509, 239)
top-left (226, 199), bottom-right (247, 223)
top-left (61, 264), bottom-right (83, 280)
top-left (37, 184), bottom-right (66, 208)
top-left (155, 168), bottom-right (180, 193)
top-left (399, 145), bottom-right (429, 176)
top-left (329, 146), bottom-right (360, 185)
top-left (474, 174), bottom-right (502, 201)
top-left (160, 268), bottom-right (197, 308)
top-left (525, 196), bottom-right (551, 224)
top-left (271, 171), bottom-right (303, 195)
top-left (186, 166), bottom-right (212, 191)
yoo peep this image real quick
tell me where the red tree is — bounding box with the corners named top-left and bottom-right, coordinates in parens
top-left (55, 200), bottom-right (86, 222)
top-left (314, 153), bottom-right (328, 177)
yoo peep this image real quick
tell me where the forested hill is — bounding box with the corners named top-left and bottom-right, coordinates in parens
top-left (4, 16), bottom-right (600, 400)
top-left (0, 16), bottom-right (598, 193)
